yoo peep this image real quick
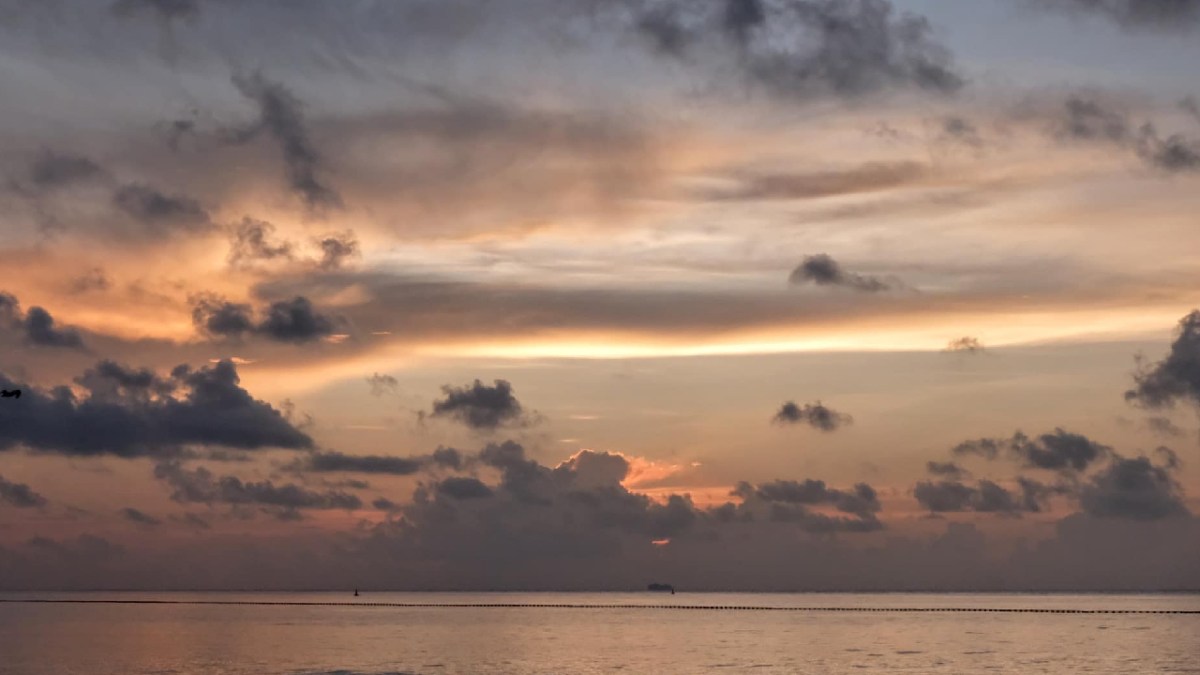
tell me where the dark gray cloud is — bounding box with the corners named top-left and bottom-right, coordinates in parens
top-left (772, 400), bottom-right (852, 431)
top-left (430, 379), bottom-right (528, 431)
top-left (913, 478), bottom-right (1048, 515)
top-left (436, 476), bottom-right (494, 499)
top-left (0, 475), bottom-right (47, 508)
top-left (953, 428), bottom-right (1110, 473)
top-left (366, 373), bottom-right (399, 397)
top-left (788, 254), bottom-right (893, 292)
top-left (0, 293), bottom-right (87, 350)
top-left (316, 231), bottom-right (359, 271)
top-left (1127, 310), bottom-right (1200, 408)
top-left (119, 506), bottom-right (161, 526)
top-left (632, 0), bottom-right (963, 98)
top-left (733, 479), bottom-right (882, 531)
top-left (1079, 449), bottom-right (1188, 520)
top-left (229, 71), bottom-right (343, 210)
top-left (926, 460), bottom-right (967, 478)
top-left (1054, 96), bottom-right (1200, 173)
top-left (0, 359), bottom-right (312, 458)
top-left (1026, 0), bottom-right (1200, 30)
top-left (112, 184), bottom-right (213, 235)
top-left (304, 451), bottom-right (424, 476)
top-left (227, 218), bottom-right (295, 268)
top-left (154, 461), bottom-right (363, 516)
top-left (937, 115), bottom-right (984, 149)
top-left (23, 307), bottom-right (86, 349)
top-left (192, 295), bottom-right (338, 344)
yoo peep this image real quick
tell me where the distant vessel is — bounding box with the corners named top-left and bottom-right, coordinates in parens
top-left (353, 588), bottom-right (359, 597)
top-left (647, 583), bottom-right (675, 594)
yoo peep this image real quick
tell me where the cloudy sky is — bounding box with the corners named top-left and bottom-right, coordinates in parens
top-left (2, 0), bottom-right (1200, 591)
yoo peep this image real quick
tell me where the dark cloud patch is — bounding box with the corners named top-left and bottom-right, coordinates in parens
top-left (154, 461), bottom-right (363, 514)
top-left (316, 232), bottom-right (359, 271)
top-left (23, 307), bottom-right (86, 349)
top-left (257, 297), bottom-right (337, 343)
top-left (437, 476), bottom-right (494, 500)
top-left (0, 293), bottom-right (87, 350)
top-left (772, 400), bottom-right (852, 431)
top-left (1079, 450), bottom-right (1189, 520)
top-left (1126, 310), bottom-right (1200, 408)
top-left (112, 184), bottom-right (213, 236)
top-left (169, 512), bottom-right (211, 530)
top-left (734, 478), bottom-right (882, 531)
top-left (788, 254), bottom-right (893, 292)
top-left (1054, 97), bottom-right (1200, 174)
top-left (430, 379), bottom-right (528, 431)
top-left (913, 478), bottom-right (1046, 515)
top-left (119, 507), bottom-right (161, 526)
top-left (926, 460), bottom-right (967, 478)
top-left (227, 218), bottom-right (295, 268)
top-left (191, 295), bottom-right (337, 344)
top-left (952, 428), bottom-right (1110, 473)
top-left (304, 451), bottom-right (424, 476)
top-left (0, 359), bottom-right (311, 458)
top-left (366, 373), bottom-right (399, 397)
top-left (229, 71), bottom-right (342, 210)
top-left (631, 0), bottom-right (963, 98)
top-left (372, 497), bottom-right (401, 512)
top-left (432, 447), bottom-right (464, 470)
top-left (0, 475), bottom-right (47, 508)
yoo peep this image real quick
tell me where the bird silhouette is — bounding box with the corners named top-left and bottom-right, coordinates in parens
top-left (1, 389), bottom-right (21, 399)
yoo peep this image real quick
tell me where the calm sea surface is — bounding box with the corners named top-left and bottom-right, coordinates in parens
top-left (1, 592), bottom-right (1197, 674)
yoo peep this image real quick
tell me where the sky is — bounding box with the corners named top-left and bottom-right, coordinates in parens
top-left (1, 0), bottom-right (1200, 591)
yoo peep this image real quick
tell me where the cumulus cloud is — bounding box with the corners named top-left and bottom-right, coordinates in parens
top-left (0, 475), bottom-right (47, 508)
top-left (772, 400), bottom-right (852, 431)
top-left (926, 460), bottom-right (967, 478)
top-left (437, 476), bottom-right (494, 499)
top-left (229, 71), bottom-right (342, 210)
top-left (928, 428), bottom-right (1190, 521)
top-left (952, 428), bottom-right (1110, 473)
top-left (0, 359), bottom-right (312, 458)
top-left (914, 478), bottom-right (1052, 515)
top-left (192, 295), bottom-right (338, 344)
top-left (1126, 309), bottom-right (1200, 408)
top-left (734, 479), bottom-right (882, 530)
top-left (1079, 448), bottom-right (1188, 520)
top-left (631, 0), bottom-right (963, 98)
top-left (788, 254), bottom-right (893, 292)
top-left (430, 379), bottom-right (530, 431)
top-left (0, 292), bottom-right (86, 350)
top-left (154, 460), bottom-right (363, 519)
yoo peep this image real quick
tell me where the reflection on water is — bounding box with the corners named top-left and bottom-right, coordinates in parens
top-left (1, 592), bottom-right (1198, 674)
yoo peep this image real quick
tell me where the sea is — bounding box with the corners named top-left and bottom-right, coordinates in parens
top-left (1, 592), bottom-right (1197, 674)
